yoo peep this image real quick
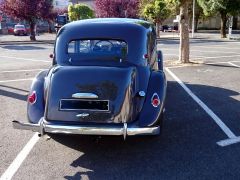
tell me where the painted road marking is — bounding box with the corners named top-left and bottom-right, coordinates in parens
top-left (217, 137), bottom-right (240, 147)
top-left (0, 133), bottom-right (40, 180)
top-left (161, 48), bottom-right (240, 55)
top-left (0, 55), bottom-right (50, 63)
top-left (228, 62), bottom-right (240, 68)
top-left (205, 60), bottom-right (240, 64)
top-left (165, 68), bottom-right (240, 147)
top-left (164, 53), bottom-right (204, 58)
top-left (0, 69), bottom-right (46, 73)
top-left (0, 78), bottom-right (33, 83)
top-left (164, 54), bottom-right (240, 61)
top-left (165, 60), bottom-right (240, 69)
top-left (193, 54), bottom-right (240, 60)
top-left (191, 45), bottom-right (240, 50)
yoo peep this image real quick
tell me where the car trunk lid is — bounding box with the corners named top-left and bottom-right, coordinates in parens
top-left (45, 66), bottom-right (137, 123)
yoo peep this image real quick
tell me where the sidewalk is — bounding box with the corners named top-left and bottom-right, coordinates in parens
top-left (0, 33), bottom-right (56, 45)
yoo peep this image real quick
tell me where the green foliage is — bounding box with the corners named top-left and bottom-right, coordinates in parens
top-left (197, 0), bottom-right (240, 16)
top-left (140, 0), bottom-right (171, 23)
top-left (68, 3), bottom-right (95, 21)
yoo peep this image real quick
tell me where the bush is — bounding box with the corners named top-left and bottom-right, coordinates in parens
top-left (68, 3), bottom-right (95, 21)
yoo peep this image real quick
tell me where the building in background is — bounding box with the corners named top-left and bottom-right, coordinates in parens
top-left (69, 0), bottom-right (94, 9)
top-left (52, 0), bottom-right (94, 9)
top-left (53, 0), bottom-right (70, 9)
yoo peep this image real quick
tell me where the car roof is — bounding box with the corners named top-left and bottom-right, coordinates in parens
top-left (57, 18), bottom-right (153, 40)
top-left (55, 18), bottom-right (155, 65)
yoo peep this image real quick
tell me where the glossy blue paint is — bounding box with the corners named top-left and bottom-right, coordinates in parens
top-left (23, 18), bottom-right (167, 136)
top-left (27, 70), bottom-right (47, 124)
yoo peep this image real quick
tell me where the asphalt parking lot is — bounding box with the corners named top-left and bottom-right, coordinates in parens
top-left (0, 36), bottom-right (240, 180)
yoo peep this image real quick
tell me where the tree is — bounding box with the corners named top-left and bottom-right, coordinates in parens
top-left (167, 0), bottom-right (191, 63)
top-left (188, 0), bottom-right (204, 32)
top-left (95, 0), bottom-right (139, 18)
top-left (140, 0), bottom-right (171, 37)
top-left (198, 0), bottom-right (240, 38)
top-left (0, 0), bottom-right (54, 41)
top-left (68, 3), bottom-right (94, 21)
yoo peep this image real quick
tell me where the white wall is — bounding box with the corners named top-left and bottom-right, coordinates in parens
top-left (53, 0), bottom-right (70, 9)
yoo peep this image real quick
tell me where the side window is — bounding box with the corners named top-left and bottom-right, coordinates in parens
top-left (68, 41), bottom-right (75, 53)
top-left (68, 40), bottom-right (91, 53)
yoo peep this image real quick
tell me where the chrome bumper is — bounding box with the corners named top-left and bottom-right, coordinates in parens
top-left (12, 118), bottom-right (160, 139)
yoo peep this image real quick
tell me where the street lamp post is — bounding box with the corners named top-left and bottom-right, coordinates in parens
top-left (192, 0), bottom-right (195, 38)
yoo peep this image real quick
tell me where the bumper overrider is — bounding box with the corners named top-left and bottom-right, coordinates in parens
top-left (12, 118), bottom-right (160, 139)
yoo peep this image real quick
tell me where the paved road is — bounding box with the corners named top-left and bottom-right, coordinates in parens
top-left (0, 37), bottom-right (240, 180)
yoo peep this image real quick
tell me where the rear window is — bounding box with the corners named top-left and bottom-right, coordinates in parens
top-left (68, 39), bottom-right (128, 62)
top-left (15, 25), bottom-right (25, 28)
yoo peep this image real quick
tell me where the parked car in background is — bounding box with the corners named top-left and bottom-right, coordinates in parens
top-left (13, 18), bottom-right (167, 139)
top-left (161, 25), bottom-right (171, 32)
top-left (14, 24), bottom-right (27, 36)
top-left (7, 25), bottom-right (15, 34)
top-left (161, 25), bottom-right (178, 32)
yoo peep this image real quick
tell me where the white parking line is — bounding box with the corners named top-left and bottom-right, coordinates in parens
top-left (0, 55), bottom-right (50, 63)
top-left (0, 69), bottom-right (46, 73)
top-left (165, 68), bottom-right (240, 147)
top-left (193, 54), bottom-right (240, 60)
top-left (205, 60), bottom-right (240, 64)
top-left (0, 133), bottom-right (40, 180)
top-left (191, 45), bottom-right (240, 50)
top-left (0, 78), bottom-right (33, 83)
top-left (164, 53), bottom-right (204, 58)
top-left (161, 48), bottom-right (240, 55)
top-left (190, 49), bottom-right (240, 54)
top-left (164, 53), bottom-right (240, 60)
top-left (228, 62), bottom-right (240, 68)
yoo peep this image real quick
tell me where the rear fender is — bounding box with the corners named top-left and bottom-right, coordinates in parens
top-left (138, 70), bottom-right (167, 127)
top-left (27, 70), bottom-right (48, 123)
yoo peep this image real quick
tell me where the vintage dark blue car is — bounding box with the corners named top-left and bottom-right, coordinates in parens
top-left (13, 18), bottom-right (167, 139)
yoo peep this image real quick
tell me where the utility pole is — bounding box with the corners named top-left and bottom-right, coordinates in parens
top-left (228, 16), bottom-right (233, 39)
top-left (192, 0), bottom-right (195, 38)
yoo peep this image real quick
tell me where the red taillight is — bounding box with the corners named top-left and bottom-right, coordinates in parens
top-left (151, 93), bottom-right (160, 107)
top-left (28, 91), bottom-right (37, 104)
top-left (143, 54), bottom-right (148, 59)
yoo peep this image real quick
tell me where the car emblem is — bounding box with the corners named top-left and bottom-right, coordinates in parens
top-left (76, 113), bottom-right (89, 118)
top-left (72, 93), bottom-right (98, 99)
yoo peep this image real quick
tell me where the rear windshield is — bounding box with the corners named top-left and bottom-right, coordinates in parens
top-left (68, 39), bottom-right (128, 62)
top-left (15, 25), bottom-right (25, 28)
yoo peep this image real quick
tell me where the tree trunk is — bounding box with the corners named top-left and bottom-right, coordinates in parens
top-left (179, 1), bottom-right (190, 63)
top-left (194, 13), bottom-right (199, 32)
top-left (232, 16), bottom-right (238, 30)
top-left (29, 22), bottom-right (36, 41)
top-left (48, 20), bottom-right (53, 33)
top-left (220, 11), bottom-right (227, 38)
top-left (156, 22), bottom-right (160, 38)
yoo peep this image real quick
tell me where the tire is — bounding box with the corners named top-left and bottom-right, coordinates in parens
top-left (157, 50), bottom-right (163, 71)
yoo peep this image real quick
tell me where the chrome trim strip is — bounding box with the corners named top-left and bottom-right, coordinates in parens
top-left (151, 93), bottom-right (161, 108)
top-left (72, 93), bottom-right (98, 99)
top-left (12, 120), bottom-right (160, 137)
top-left (76, 113), bottom-right (89, 118)
top-left (59, 99), bottom-right (109, 112)
top-left (138, 91), bottom-right (146, 97)
top-left (123, 123), bottom-right (127, 140)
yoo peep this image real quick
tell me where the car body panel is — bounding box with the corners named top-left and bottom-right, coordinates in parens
top-left (14, 18), bottom-right (167, 138)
